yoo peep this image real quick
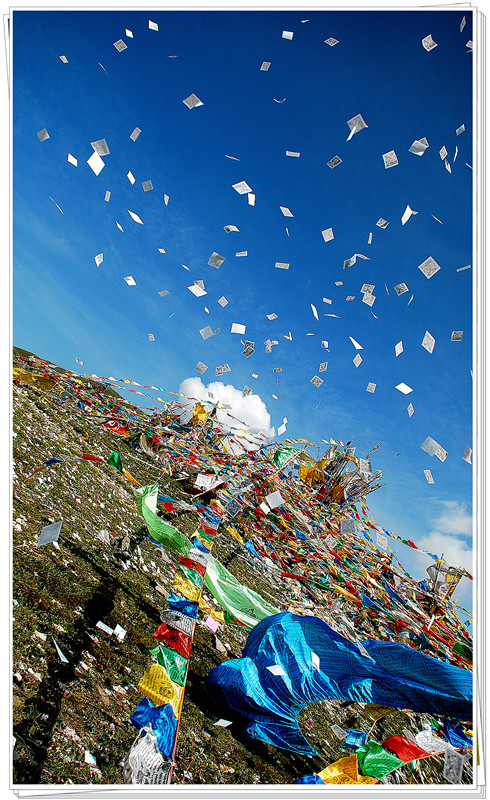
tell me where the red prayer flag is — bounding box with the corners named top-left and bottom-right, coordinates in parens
top-left (153, 623), bottom-right (193, 659)
top-left (382, 735), bottom-right (434, 763)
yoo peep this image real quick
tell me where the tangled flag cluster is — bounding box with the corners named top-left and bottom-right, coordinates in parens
top-left (14, 352), bottom-right (473, 785)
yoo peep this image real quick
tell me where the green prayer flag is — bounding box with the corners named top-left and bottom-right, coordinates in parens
top-left (134, 483), bottom-right (192, 556)
top-left (204, 554), bottom-right (279, 630)
top-left (356, 740), bottom-right (404, 779)
top-left (107, 450), bottom-right (123, 472)
top-left (453, 641), bottom-right (472, 661)
top-left (196, 527), bottom-right (214, 543)
top-left (272, 443), bottom-right (305, 470)
top-left (149, 644), bottom-right (188, 686)
top-left (178, 564), bottom-right (204, 588)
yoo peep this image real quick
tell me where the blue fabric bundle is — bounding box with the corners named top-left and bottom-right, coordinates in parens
top-left (207, 612), bottom-right (473, 756)
top-left (167, 591), bottom-right (199, 619)
top-left (442, 718), bottom-right (473, 748)
top-left (130, 698), bottom-right (178, 759)
top-left (344, 729), bottom-right (368, 749)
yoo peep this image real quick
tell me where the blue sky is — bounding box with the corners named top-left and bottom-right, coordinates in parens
top-left (12, 9), bottom-right (473, 612)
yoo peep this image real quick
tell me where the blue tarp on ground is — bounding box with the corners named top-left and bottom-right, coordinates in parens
top-left (207, 613), bottom-right (473, 756)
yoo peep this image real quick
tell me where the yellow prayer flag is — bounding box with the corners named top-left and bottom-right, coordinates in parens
top-left (318, 755), bottom-right (377, 785)
top-left (137, 663), bottom-right (183, 716)
top-left (198, 596), bottom-right (225, 623)
top-left (226, 526), bottom-right (244, 544)
top-left (192, 402), bottom-right (208, 422)
top-left (332, 584), bottom-right (359, 603)
top-left (123, 469), bottom-right (140, 486)
top-left (13, 368), bottom-right (58, 392)
top-left (298, 465), bottom-right (324, 485)
top-left (173, 572), bottom-right (201, 602)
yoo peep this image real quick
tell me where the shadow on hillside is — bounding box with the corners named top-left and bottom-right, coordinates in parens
top-left (13, 526), bottom-right (162, 784)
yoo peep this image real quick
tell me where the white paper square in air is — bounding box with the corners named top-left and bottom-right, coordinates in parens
top-left (195, 362), bottom-right (208, 374)
top-left (91, 138), bottom-right (109, 155)
top-left (127, 209), bottom-right (143, 224)
top-left (422, 331), bottom-right (435, 354)
top-left (396, 382), bottom-right (413, 394)
top-left (418, 256), bottom-right (440, 279)
top-left (422, 34), bottom-right (437, 51)
top-left (87, 152), bottom-right (104, 175)
top-left (382, 150), bottom-right (398, 168)
top-left (346, 114), bottom-right (368, 140)
top-left (232, 180), bottom-right (252, 194)
top-left (183, 93), bottom-right (203, 109)
top-left (409, 138), bottom-right (429, 155)
top-left (208, 252), bottom-right (225, 268)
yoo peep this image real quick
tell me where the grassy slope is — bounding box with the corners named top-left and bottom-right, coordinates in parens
top-left (11, 353), bottom-right (471, 785)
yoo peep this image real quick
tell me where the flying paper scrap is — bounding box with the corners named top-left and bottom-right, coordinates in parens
top-left (346, 114), bottom-right (368, 140)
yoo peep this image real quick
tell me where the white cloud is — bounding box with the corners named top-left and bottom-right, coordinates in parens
top-left (430, 500), bottom-right (472, 537)
top-left (406, 500), bottom-right (473, 574)
top-left (178, 377), bottom-right (275, 447)
top-left (415, 531), bottom-right (472, 572)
